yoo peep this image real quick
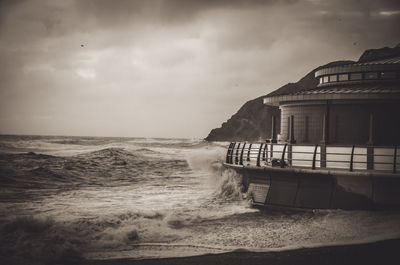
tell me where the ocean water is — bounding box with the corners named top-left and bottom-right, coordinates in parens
top-left (1, 135), bottom-right (400, 264)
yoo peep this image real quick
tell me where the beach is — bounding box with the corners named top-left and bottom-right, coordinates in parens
top-left (86, 238), bottom-right (400, 265)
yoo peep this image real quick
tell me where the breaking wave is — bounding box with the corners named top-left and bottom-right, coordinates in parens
top-left (0, 216), bottom-right (84, 265)
top-left (2, 135), bottom-right (400, 262)
top-left (0, 147), bottom-right (189, 191)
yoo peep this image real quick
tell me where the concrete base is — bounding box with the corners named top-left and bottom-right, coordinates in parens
top-left (230, 164), bottom-right (400, 210)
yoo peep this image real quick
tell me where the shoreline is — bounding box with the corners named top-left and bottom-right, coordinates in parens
top-left (85, 238), bottom-right (400, 265)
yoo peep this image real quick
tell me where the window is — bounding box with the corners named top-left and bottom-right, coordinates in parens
top-left (323, 76), bottom-right (329, 83)
top-left (338, 74), bottom-right (348, 81)
top-left (350, 73), bottom-right (362, 80)
top-left (319, 77), bottom-right (323, 84)
top-left (365, 72), bottom-right (378, 79)
top-left (329, 75), bottom-right (337, 82)
top-left (381, 72), bottom-right (396, 79)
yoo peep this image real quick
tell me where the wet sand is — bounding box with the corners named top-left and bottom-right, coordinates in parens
top-left (86, 238), bottom-right (400, 265)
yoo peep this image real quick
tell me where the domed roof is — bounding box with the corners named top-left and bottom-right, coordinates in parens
top-left (264, 45), bottom-right (400, 106)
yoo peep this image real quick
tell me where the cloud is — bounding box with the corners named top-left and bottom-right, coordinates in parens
top-left (0, 0), bottom-right (399, 137)
top-left (379, 10), bottom-right (400, 16)
top-left (76, 68), bottom-right (96, 79)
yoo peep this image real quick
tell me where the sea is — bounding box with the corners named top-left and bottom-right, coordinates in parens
top-left (1, 135), bottom-right (400, 264)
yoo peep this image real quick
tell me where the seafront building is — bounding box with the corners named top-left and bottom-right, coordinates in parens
top-left (224, 46), bottom-right (400, 210)
top-left (265, 55), bottom-right (400, 146)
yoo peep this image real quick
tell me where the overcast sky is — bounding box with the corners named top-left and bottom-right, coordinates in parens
top-left (0, 0), bottom-right (399, 138)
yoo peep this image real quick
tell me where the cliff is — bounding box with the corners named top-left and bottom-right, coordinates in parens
top-left (358, 44), bottom-right (400, 63)
top-left (205, 96), bottom-right (280, 142)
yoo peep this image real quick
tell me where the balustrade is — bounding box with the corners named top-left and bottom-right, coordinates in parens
top-left (225, 142), bottom-right (399, 173)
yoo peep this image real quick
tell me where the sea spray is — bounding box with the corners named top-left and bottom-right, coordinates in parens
top-left (2, 136), bottom-right (400, 261)
top-left (184, 143), bottom-right (226, 172)
top-left (215, 168), bottom-right (246, 201)
top-left (183, 142), bottom-right (246, 201)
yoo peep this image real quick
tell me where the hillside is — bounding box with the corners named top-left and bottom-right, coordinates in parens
top-left (205, 96), bottom-right (280, 142)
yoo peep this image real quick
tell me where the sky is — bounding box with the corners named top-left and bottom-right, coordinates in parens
top-left (0, 0), bottom-right (399, 138)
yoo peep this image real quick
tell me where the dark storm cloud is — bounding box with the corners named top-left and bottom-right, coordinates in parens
top-left (0, 0), bottom-right (24, 23)
top-left (74, 0), bottom-right (400, 26)
top-left (76, 0), bottom-right (281, 23)
top-left (2, 0), bottom-right (398, 47)
top-left (0, 0), bottom-right (399, 137)
top-left (157, 0), bottom-right (285, 22)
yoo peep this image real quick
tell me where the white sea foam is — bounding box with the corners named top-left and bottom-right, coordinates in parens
top-left (1, 135), bottom-right (400, 262)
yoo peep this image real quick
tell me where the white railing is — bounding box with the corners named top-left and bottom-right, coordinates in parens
top-left (226, 142), bottom-right (399, 173)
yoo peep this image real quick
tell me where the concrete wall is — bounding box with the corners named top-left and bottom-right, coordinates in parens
top-left (241, 167), bottom-right (400, 210)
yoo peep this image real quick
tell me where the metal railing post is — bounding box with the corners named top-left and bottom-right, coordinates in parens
top-left (270, 143), bottom-right (274, 163)
top-left (240, 143), bottom-right (246, 165)
top-left (226, 142), bottom-right (233, 163)
top-left (247, 143), bottom-right (252, 162)
top-left (229, 142), bottom-right (236, 164)
top-left (263, 143), bottom-right (268, 163)
top-left (312, 144), bottom-right (318, 170)
top-left (394, 146), bottom-right (397, 174)
top-left (281, 144), bottom-right (287, 168)
top-left (235, 143), bottom-right (241, 164)
top-left (350, 145), bottom-right (355, 171)
top-left (257, 143), bottom-right (264, 167)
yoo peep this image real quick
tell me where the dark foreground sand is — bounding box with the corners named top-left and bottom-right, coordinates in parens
top-left (85, 238), bottom-right (400, 265)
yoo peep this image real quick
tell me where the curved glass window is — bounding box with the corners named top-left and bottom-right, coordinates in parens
top-left (350, 73), bottom-right (362, 80)
top-left (365, 72), bottom-right (378, 79)
top-left (338, 74), bottom-right (348, 81)
top-left (323, 76), bottom-right (329, 83)
top-left (329, 75), bottom-right (337, 82)
top-left (381, 72), bottom-right (396, 79)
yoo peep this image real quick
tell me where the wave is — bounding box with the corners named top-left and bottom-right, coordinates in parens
top-left (214, 168), bottom-right (246, 201)
top-left (0, 160), bottom-right (252, 262)
top-left (0, 200), bottom-right (252, 264)
top-left (0, 151), bottom-right (56, 160)
top-left (132, 139), bottom-right (209, 150)
top-left (0, 152), bottom-right (80, 191)
top-left (45, 137), bottom-right (119, 146)
top-left (0, 147), bottom-right (191, 196)
top-left (134, 148), bottom-right (160, 154)
top-left (77, 147), bottom-right (140, 166)
top-left (2, 211), bottom-right (400, 264)
top-left (0, 216), bottom-right (84, 265)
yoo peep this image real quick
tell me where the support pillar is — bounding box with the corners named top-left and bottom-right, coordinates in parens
top-left (321, 114), bottom-right (329, 144)
top-left (320, 104), bottom-right (329, 169)
top-left (367, 146), bottom-right (374, 170)
top-left (271, 115), bottom-right (277, 143)
top-left (321, 101), bottom-right (330, 145)
top-left (288, 144), bottom-right (292, 166)
top-left (367, 113), bottom-right (374, 145)
top-left (320, 144), bottom-right (327, 168)
top-left (367, 113), bottom-right (374, 170)
top-left (288, 115), bottom-right (296, 144)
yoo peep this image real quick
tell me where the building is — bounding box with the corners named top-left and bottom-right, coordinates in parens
top-left (224, 46), bottom-right (400, 210)
top-left (264, 55), bottom-right (400, 145)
